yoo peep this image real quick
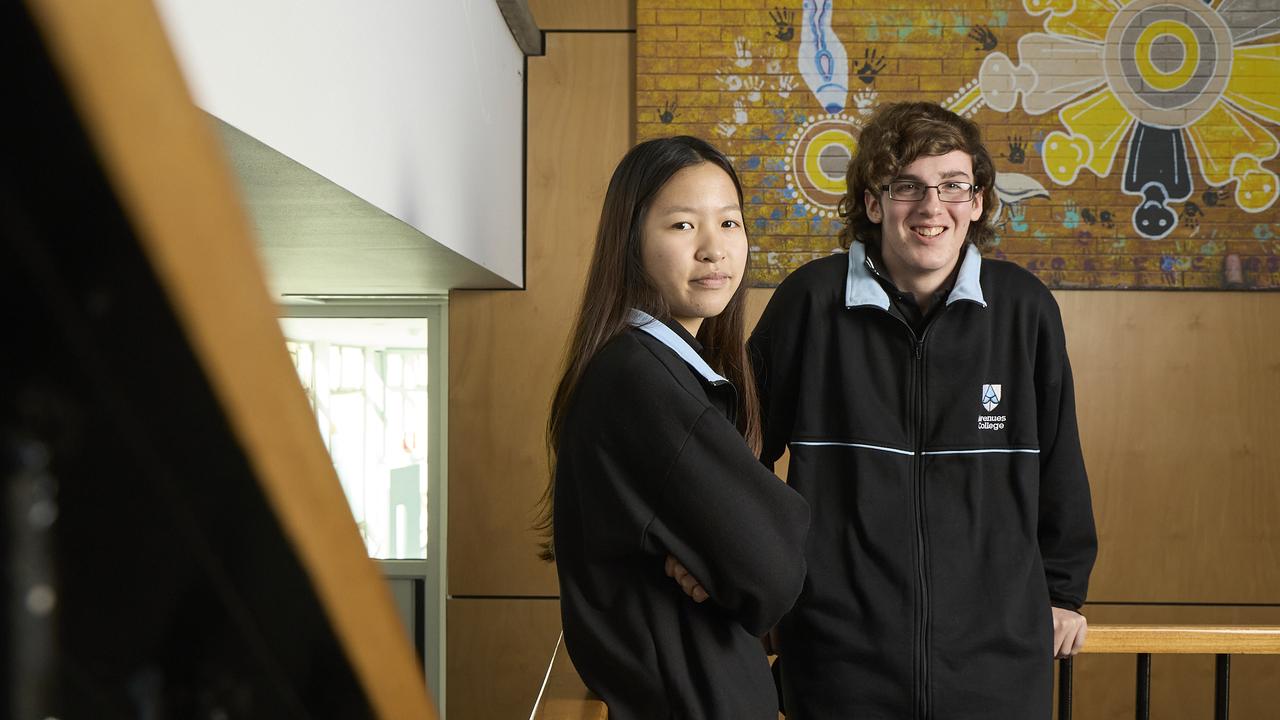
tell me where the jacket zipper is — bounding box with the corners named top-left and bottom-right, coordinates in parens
top-left (862, 256), bottom-right (951, 718)
top-left (892, 315), bottom-right (933, 720)
top-left (911, 327), bottom-right (931, 712)
top-left (913, 333), bottom-right (930, 720)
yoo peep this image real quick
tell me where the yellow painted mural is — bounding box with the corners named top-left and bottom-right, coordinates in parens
top-left (636, 0), bottom-right (1280, 288)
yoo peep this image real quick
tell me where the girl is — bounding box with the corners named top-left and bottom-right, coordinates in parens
top-left (537, 136), bottom-right (809, 720)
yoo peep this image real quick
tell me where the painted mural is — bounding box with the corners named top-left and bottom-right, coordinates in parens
top-left (636, 0), bottom-right (1280, 288)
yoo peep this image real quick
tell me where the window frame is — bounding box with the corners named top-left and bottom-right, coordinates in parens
top-left (278, 300), bottom-right (448, 713)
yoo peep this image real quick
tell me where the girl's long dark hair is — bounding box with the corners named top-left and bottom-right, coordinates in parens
top-left (535, 136), bottom-right (760, 562)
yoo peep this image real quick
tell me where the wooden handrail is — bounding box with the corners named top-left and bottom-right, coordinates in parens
top-left (1061, 625), bottom-right (1280, 720)
top-left (1082, 624), bottom-right (1280, 655)
top-left (531, 624), bottom-right (1280, 719)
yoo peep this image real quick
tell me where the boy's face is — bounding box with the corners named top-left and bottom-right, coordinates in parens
top-left (864, 149), bottom-right (983, 295)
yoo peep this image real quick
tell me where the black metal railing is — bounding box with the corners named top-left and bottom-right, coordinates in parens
top-left (1057, 625), bottom-right (1280, 720)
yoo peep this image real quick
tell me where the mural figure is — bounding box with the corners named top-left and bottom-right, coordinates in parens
top-left (980, 0), bottom-right (1280, 238)
top-left (1125, 124), bottom-right (1192, 237)
top-left (778, 1), bottom-right (861, 219)
top-left (799, 0), bottom-right (848, 112)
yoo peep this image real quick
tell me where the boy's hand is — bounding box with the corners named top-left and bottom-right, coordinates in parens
top-left (1052, 607), bottom-right (1088, 658)
top-left (665, 554), bottom-right (708, 602)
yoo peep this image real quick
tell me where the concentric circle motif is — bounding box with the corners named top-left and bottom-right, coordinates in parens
top-left (1104, 0), bottom-right (1233, 129)
top-left (786, 113), bottom-right (861, 216)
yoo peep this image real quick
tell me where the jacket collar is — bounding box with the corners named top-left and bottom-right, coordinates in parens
top-left (845, 241), bottom-right (987, 310)
top-left (627, 309), bottom-right (728, 385)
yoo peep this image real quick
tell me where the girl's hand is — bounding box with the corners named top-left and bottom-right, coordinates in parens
top-left (665, 554), bottom-right (708, 602)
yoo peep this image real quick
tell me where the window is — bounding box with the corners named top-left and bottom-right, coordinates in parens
top-left (277, 304), bottom-right (447, 708)
top-left (280, 317), bottom-right (432, 559)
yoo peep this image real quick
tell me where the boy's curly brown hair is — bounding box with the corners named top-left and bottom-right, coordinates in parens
top-left (837, 102), bottom-right (998, 252)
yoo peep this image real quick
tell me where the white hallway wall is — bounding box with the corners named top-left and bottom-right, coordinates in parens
top-left (155, 0), bottom-right (525, 287)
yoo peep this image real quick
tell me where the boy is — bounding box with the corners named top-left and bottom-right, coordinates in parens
top-left (672, 102), bottom-right (1096, 718)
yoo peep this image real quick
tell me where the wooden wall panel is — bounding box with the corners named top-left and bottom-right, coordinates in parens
top-left (449, 32), bottom-right (634, 597)
top-left (527, 0), bottom-right (634, 31)
top-left (1057, 291), bottom-right (1280, 603)
top-left (447, 598), bottom-right (562, 720)
top-left (1057, 605), bottom-right (1280, 720)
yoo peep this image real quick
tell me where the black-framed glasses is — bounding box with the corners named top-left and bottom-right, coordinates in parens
top-left (881, 180), bottom-right (978, 203)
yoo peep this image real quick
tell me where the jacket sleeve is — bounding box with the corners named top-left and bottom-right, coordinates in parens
top-left (1036, 303), bottom-right (1098, 610)
top-left (748, 274), bottom-right (810, 471)
top-left (566, 341), bottom-right (809, 636)
top-left (642, 405), bottom-right (810, 636)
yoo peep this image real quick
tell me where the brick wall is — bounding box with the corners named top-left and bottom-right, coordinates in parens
top-left (636, 0), bottom-right (1280, 289)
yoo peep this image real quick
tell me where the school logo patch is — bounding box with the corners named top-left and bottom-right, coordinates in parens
top-left (981, 384), bottom-right (1002, 412)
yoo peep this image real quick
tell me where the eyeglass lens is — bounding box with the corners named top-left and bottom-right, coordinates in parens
top-left (888, 181), bottom-right (974, 202)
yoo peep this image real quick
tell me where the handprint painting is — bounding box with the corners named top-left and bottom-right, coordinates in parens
top-left (637, 0), bottom-right (1280, 288)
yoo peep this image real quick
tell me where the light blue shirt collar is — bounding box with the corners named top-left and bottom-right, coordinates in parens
top-left (948, 243), bottom-right (987, 307)
top-left (845, 242), bottom-right (987, 309)
top-left (845, 242), bottom-right (891, 310)
top-left (627, 309), bottom-right (728, 385)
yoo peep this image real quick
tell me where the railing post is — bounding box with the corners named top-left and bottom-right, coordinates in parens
top-left (1135, 653), bottom-right (1151, 720)
top-left (1214, 654), bottom-right (1230, 720)
top-left (1057, 657), bottom-right (1073, 720)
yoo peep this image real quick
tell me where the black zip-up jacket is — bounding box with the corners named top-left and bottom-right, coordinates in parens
top-left (750, 243), bottom-right (1097, 719)
top-left (555, 311), bottom-right (811, 720)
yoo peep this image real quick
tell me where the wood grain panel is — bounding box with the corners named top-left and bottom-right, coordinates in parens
top-left (1057, 291), bottom-right (1280, 603)
top-left (447, 598), bottom-right (563, 720)
top-left (449, 33), bottom-right (634, 596)
top-left (25, 0), bottom-right (436, 715)
top-left (528, 0), bottom-right (634, 30)
top-left (1058, 606), bottom-right (1280, 720)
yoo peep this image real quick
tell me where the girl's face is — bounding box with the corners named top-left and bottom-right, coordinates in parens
top-left (640, 162), bottom-right (748, 337)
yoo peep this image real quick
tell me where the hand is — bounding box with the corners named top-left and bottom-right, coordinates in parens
top-left (769, 8), bottom-right (795, 42)
top-left (1007, 135), bottom-right (1026, 164)
top-left (775, 75), bottom-right (797, 99)
top-left (855, 47), bottom-right (887, 85)
top-left (1051, 606), bottom-right (1087, 658)
top-left (657, 99), bottom-right (677, 124)
top-left (734, 37), bottom-right (753, 68)
top-left (715, 70), bottom-right (742, 92)
top-left (853, 88), bottom-right (878, 112)
top-left (968, 24), bottom-right (998, 51)
top-left (665, 554), bottom-right (708, 603)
